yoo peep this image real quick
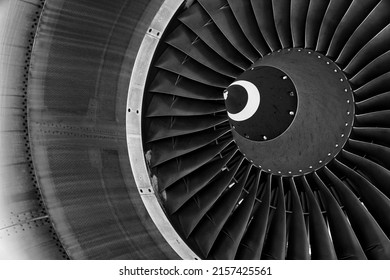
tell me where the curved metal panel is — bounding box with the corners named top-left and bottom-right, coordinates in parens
top-left (0, 0), bottom-right (67, 259)
top-left (27, 0), bottom-right (179, 259)
top-left (127, 0), bottom-right (200, 260)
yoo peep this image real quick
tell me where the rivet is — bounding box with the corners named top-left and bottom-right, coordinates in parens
top-left (250, 160), bottom-right (254, 163)
top-left (288, 171), bottom-right (292, 174)
top-left (326, 62), bottom-right (330, 65)
top-left (298, 49), bottom-right (302, 52)
top-left (251, 67), bottom-right (254, 70)
top-left (268, 169), bottom-right (271, 172)
top-left (347, 100), bottom-right (350, 104)
top-left (341, 134), bottom-right (345, 138)
top-left (345, 123), bottom-right (349, 127)
top-left (340, 78), bottom-right (344, 82)
top-left (309, 166), bottom-right (313, 169)
top-left (347, 111), bottom-right (351, 115)
top-left (344, 89), bottom-right (348, 92)
top-left (334, 69), bottom-right (338, 73)
top-left (328, 153), bottom-right (331, 156)
top-left (335, 144), bottom-right (339, 148)
top-left (278, 171), bottom-right (282, 174)
top-left (319, 160), bottom-right (323, 164)
top-left (299, 170), bottom-right (303, 173)
top-left (308, 51), bottom-right (312, 54)
top-left (232, 125), bottom-right (235, 129)
top-left (317, 55), bottom-right (321, 59)
top-left (288, 49), bottom-right (291, 52)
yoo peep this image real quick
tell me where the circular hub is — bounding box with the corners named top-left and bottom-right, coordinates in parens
top-left (226, 48), bottom-right (355, 175)
top-left (224, 66), bottom-right (298, 141)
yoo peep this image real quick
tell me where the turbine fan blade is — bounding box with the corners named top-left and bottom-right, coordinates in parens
top-left (324, 167), bottom-right (390, 259)
top-left (332, 159), bottom-right (390, 237)
top-left (290, 0), bottom-right (310, 48)
top-left (197, 0), bottom-right (260, 63)
top-left (312, 173), bottom-right (366, 259)
top-left (236, 174), bottom-right (272, 260)
top-left (227, 0), bottom-right (271, 55)
top-left (251, 0), bottom-right (282, 51)
top-left (261, 177), bottom-right (287, 260)
top-left (300, 176), bottom-right (337, 259)
top-left (305, 0), bottom-right (330, 50)
top-left (286, 178), bottom-right (310, 260)
top-left (191, 164), bottom-right (251, 258)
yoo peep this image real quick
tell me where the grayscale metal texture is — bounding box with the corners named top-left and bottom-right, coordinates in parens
top-left (1, 0), bottom-right (390, 260)
top-left (0, 0), bottom-right (180, 260)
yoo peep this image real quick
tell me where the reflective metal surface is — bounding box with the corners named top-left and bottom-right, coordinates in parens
top-left (1, 0), bottom-right (180, 260)
top-left (1, 0), bottom-right (390, 260)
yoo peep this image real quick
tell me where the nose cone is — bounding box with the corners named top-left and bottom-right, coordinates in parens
top-left (224, 85), bottom-right (249, 116)
top-left (225, 66), bottom-right (297, 142)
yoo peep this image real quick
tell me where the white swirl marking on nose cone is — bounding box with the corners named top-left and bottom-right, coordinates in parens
top-left (224, 80), bottom-right (261, 122)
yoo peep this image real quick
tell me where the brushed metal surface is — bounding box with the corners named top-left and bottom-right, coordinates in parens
top-left (0, 0), bottom-right (184, 259)
top-left (127, 0), bottom-right (200, 260)
top-left (26, 0), bottom-right (180, 260)
top-left (0, 0), bottom-right (66, 260)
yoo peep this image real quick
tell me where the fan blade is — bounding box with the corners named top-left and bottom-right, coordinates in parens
top-left (155, 139), bottom-right (233, 190)
top-left (286, 178), bottom-right (309, 260)
top-left (344, 24), bottom-right (390, 76)
top-left (236, 174), bottom-right (272, 260)
top-left (290, 0), bottom-right (310, 48)
top-left (327, 0), bottom-right (381, 60)
top-left (155, 47), bottom-right (233, 88)
top-left (166, 25), bottom-right (242, 78)
top-left (164, 147), bottom-right (237, 214)
top-left (261, 177), bottom-right (286, 260)
top-left (305, 0), bottom-right (330, 50)
top-left (355, 110), bottom-right (390, 128)
top-left (198, 0), bottom-right (260, 63)
top-left (336, 0), bottom-right (390, 67)
top-left (251, 0), bottom-right (282, 51)
top-left (272, 0), bottom-right (293, 49)
top-left (347, 139), bottom-right (390, 170)
top-left (316, 0), bottom-right (353, 53)
top-left (177, 156), bottom-right (245, 238)
top-left (332, 159), bottom-right (390, 237)
top-left (341, 150), bottom-right (390, 198)
top-left (324, 167), bottom-right (390, 259)
top-left (356, 91), bottom-right (390, 114)
top-left (227, 0), bottom-right (271, 55)
top-left (179, 2), bottom-right (250, 70)
top-left (146, 93), bottom-right (225, 117)
top-left (146, 115), bottom-right (228, 142)
top-left (149, 71), bottom-right (224, 101)
top-left (192, 164), bottom-right (251, 257)
top-left (351, 51), bottom-right (390, 89)
top-left (209, 174), bottom-right (259, 259)
top-left (352, 127), bottom-right (390, 148)
top-left (312, 173), bottom-right (366, 259)
top-left (300, 176), bottom-right (337, 259)
top-left (149, 127), bottom-right (230, 167)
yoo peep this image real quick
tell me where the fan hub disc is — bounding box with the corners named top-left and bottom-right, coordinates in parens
top-left (225, 48), bottom-right (355, 175)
